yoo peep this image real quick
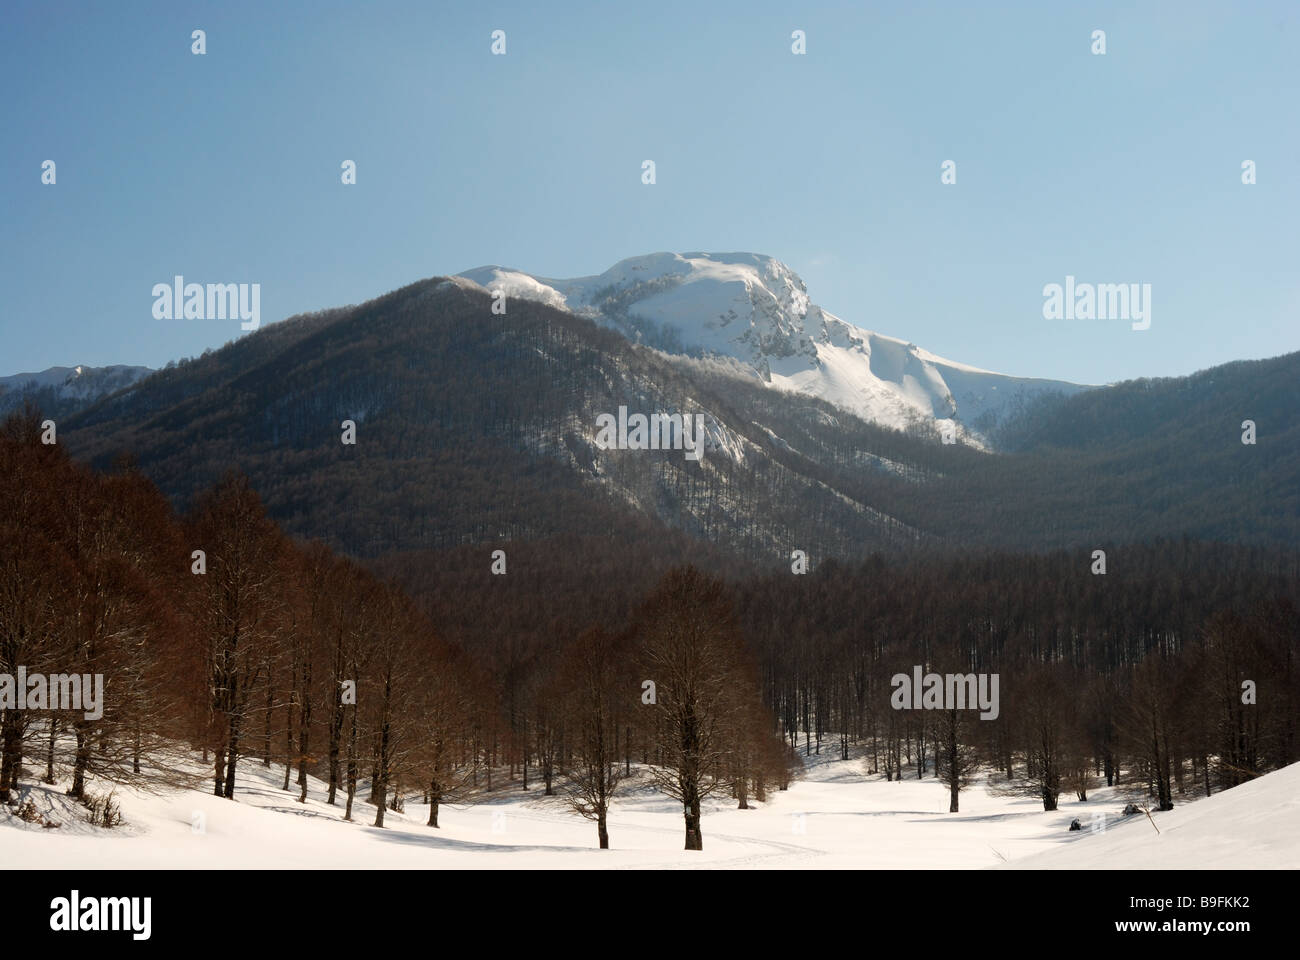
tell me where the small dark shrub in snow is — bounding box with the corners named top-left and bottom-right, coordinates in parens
top-left (1068, 818), bottom-right (1082, 831)
top-left (11, 798), bottom-right (59, 828)
top-left (1123, 803), bottom-right (1142, 816)
top-left (81, 789), bottom-right (124, 828)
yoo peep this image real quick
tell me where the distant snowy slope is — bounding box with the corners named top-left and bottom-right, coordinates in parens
top-left (1006, 761), bottom-right (1300, 870)
top-left (0, 364), bottom-right (152, 416)
top-left (460, 252), bottom-right (1092, 445)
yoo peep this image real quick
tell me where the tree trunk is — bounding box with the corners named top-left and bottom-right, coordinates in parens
top-left (0, 713), bottom-right (20, 801)
top-left (282, 695), bottom-right (293, 791)
top-left (262, 680), bottom-right (273, 766)
top-left (223, 712), bottom-right (241, 799)
top-left (213, 747), bottom-right (226, 797)
top-left (684, 808), bottom-right (702, 850)
top-left (427, 783), bottom-right (440, 827)
top-left (343, 701), bottom-right (359, 821)
top-left (44, 718), bottom-right (57, 784)
top-left (327, 671), bottom-right (343, 805)
top-left (69, 724), bottom-right (91, 799)
top-left (296, 680), bottom-right (311, 804)
top-left (66, 723), bottom-right (92, 796)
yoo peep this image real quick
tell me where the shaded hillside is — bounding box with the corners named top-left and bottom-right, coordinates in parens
top-left (64, 278), bottom-right (936, 562)
top-left (975, 353), bottom-right (1300, 546)
top-left (998, 353), bottom-right (1299, 455)
top-left (58, 277), bottom-right (1299, 564)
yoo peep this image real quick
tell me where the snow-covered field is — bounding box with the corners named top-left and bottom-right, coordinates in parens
top-left (5, 746), bottom-right (1295, 869)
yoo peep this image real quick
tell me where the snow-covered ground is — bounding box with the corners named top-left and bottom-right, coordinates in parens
top-left (6, 745), bottom-right (1293, 869)
top-left (1006, 761), bottom-right (1300, 870)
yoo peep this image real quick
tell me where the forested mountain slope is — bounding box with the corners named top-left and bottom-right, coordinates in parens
top-left (58, 277), bottom-right (1299, 565)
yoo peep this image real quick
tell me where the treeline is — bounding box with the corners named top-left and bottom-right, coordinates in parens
top-left (0, 407), bottom-right (475, 824)
top-left (1, 409), bottom-right (790, 849)
top-left (737, 546), bottom-right (1299, 812)
top-left (381, 532), bottom-right (1299, 819)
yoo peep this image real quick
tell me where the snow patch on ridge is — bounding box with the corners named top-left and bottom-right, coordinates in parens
top-left (457, 252), bottom-right (1093, 446)
top-left (0, 365), bottom-right (152, 410)
top-left (457, 267), bottom-right (568, 311)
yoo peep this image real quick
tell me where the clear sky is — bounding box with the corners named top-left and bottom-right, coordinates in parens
top-left (3, 0), bottom-right (1296, 385)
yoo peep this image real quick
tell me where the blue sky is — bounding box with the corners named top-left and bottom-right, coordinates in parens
top-left (3, 0), bottom-right (1296, 385)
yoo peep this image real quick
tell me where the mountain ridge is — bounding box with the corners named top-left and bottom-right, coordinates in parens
top-left (43, 274), bottom-right (1298, 566)
top-left (0, 364), bottom-right (152, 418)
top-left (458, 251), bottom-right (1095, 445)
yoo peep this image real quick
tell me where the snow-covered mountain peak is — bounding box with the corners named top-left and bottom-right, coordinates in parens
top-left (459, 252), bottom-right (1093, 445)
top-left (462, 251), bottom-right (820, 368)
